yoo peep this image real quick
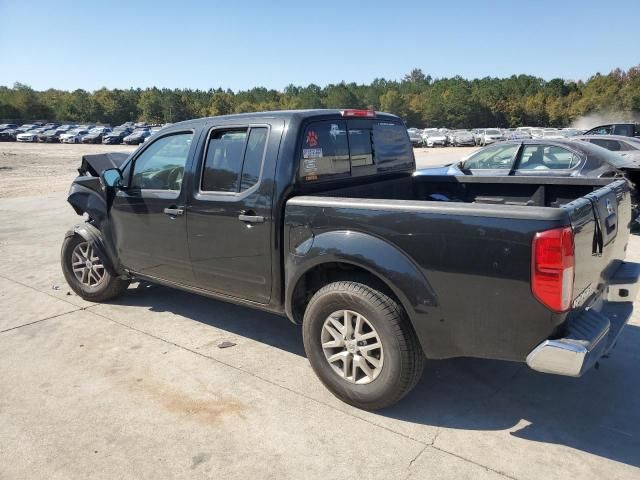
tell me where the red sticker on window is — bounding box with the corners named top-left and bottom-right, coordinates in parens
top-left (306, 130), bottom-right (318, 147)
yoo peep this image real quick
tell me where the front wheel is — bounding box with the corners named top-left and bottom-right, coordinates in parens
top-left (302, 281), bottom-right (425, 410)
top-left (61, 234), bottom-right (129, 302)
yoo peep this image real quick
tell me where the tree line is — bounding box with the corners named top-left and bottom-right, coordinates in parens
top-left (1, 66), bottom-right (639, 128)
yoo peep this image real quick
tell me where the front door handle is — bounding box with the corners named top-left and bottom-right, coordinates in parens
top-left (164, 207), bottom-right (184, 216)
top-left (238, 211), bottom-right (265, 223)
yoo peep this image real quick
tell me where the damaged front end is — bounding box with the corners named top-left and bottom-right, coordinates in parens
top-left (66, 152), bottom-right (130, 276)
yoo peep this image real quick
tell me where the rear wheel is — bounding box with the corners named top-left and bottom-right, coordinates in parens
top-left (61, 234), bottom-right (129, 302)
top-left (302, 281), bottom-right (425, 410)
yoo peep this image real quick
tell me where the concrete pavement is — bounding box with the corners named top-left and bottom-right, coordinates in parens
top-left (0, 174), bottom-right (639, 479)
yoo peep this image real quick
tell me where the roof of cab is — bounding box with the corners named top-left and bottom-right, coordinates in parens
top-left (167, 109), bottom-right (402, 128)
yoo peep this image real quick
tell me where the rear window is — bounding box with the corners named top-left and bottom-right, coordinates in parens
top-left (300, 119), bottom-right (413, 181)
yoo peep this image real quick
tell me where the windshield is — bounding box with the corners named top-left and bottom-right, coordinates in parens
top-left (486, 129), bottom-right (500, 135)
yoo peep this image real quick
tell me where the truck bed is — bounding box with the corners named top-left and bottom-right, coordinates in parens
top-left (285, 175), bottom-right (632, 362)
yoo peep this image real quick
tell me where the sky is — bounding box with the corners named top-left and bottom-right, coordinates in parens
top-left (1, 0), bottom-right (639, 92)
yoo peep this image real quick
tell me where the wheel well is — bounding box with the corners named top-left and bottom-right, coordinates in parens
top-left (290, 262), bottom-right (401, 324)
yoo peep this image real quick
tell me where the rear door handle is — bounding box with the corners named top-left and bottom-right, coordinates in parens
top-left (238, 212), bottom-right (265, 223)
top-left (163, 207), bottom-right (184, 216)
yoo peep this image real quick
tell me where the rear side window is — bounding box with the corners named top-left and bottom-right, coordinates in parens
top-left (202, 127), bottom-right (268, 193)
top-left (299, 120), bottom-right (413, 181)
top-left (518, 145), bottom-right (579, 170)
top-left (613, 124), bottom-right (634, 136)
top-left (301, 121), bottom-right (350, 179)
top-left (590, 138), bottom-right (622, 151)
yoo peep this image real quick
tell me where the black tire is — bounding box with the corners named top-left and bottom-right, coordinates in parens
top-left (302, 281), bottom-right (425, 410)
top-left (61, 234), bottom-right (129, 302)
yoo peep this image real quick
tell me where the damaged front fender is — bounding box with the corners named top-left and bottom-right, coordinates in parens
top-left (66, 222), bottom-right (124, 277)
top-left (67, 176), bottom-right (109, 222)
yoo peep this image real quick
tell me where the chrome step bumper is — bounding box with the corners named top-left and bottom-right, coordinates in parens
top-left (526, 261), bottom-right (639, 377)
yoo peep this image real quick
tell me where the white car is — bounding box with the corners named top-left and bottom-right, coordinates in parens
top-left (424, 132), bottom-right (448, 147)
top-left (60, 129), bottom-right (89, 144)
top-left (478, 128), bottom-right (503, 146)
top-left (542, 129), bottom-right (566, 140)
top-left (16, 129), bottom-right (44, 142)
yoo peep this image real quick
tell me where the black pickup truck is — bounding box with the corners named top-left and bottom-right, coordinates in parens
top-left (62, 109), bottom-right (640, 410)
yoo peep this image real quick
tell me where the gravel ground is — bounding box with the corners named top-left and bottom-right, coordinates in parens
top-left (0, 142), bottom-right (137, 198)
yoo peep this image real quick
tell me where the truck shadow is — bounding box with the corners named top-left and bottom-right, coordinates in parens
top-left (114, 282), bottom-right (640, 469)
top-left (384, 324), bottom-right (640, 469)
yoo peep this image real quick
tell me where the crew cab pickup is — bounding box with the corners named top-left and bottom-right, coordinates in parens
top-left (62, 109), bottom-right (640, 410)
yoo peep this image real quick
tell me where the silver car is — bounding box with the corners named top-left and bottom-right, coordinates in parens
top-left (478, 128), bottom-right (503, 146)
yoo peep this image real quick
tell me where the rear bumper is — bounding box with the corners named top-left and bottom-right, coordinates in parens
top-left (526, 261), bottom-right (640, 377)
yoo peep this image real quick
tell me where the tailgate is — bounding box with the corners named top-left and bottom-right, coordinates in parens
top-left (566, 179), bottom-right (631, 310)
top-left (527, 179), bottom-right (639, 377)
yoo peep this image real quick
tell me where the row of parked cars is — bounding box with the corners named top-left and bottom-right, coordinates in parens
top-left (407, 126), bottom-right (589, 148)
top-left (0, 122), bottom-right (165, 145)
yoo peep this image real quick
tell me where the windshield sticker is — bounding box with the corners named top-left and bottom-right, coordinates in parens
top-left (330, 124), bottom-right (339, 139)
top-left (303, 158), bottom-right (318, 174)
top-left (303, 148), bottom-right (323, 159)
top-left (306, 130), bottom-right (319, 147)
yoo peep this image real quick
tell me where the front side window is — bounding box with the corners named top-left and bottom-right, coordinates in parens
top-left (462, 144), bottom-right (518, 170)
top-left (517, 145), bottom-right (579, 170)
top-left (130, 132), bottom-right (193, 190)
top-left (587, 125), bottom-right (613, 135)
top-left (201, 126), bottom-right (268, 193)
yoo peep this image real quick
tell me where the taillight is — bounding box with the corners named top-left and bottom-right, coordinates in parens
top-left (340, 109), bottom-right (376, 118)
top-left (531, 226), bottom-right (575, 312)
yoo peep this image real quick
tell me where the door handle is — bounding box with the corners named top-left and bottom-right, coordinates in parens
top-left (238, 211), bottom-right (265, 223)
top-left (163, 207), bottom-right (184, 216)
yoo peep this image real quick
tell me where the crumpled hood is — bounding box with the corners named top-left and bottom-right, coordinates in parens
top-left (79, 152), bottom-right (130, 176)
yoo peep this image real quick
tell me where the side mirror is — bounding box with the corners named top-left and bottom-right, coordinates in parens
top-left (101, 168), bottom-right (123, 189)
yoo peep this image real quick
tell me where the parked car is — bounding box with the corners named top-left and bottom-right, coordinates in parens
top-left (144, 127), bottom-right (163, 142)
top-left (530, 128), bottom-right (544, 139)
top-left (407, 129), bottom-right (423, 147)
top-left (81, 127), bottom-right (112, 144)
top-left (575, 135), bottom-right (640, 169)
top-left (0, 128), bottom-right (17, 141)
top-left (0, 123), bottom-right (18, 131)
top-left (542, 129), bottom-right (566, 139)
top-left (123, 128), bottom-right (151, 145)
top-left (102, 128), bottom-right (131, 145)
top-left (584, 123), bottom-right (640, 138)
top-left (16, 128), bottom-right (45, 142)
top-left (418, 138), bottom-right (637, 182)
top-left (504, 130), bottom-right (531, 140)
top-left (477, 128), bottom-right (503, 146)
top-left (423, 131), bottom-right (447, 147)
top-left (561, 128), bottom-right (583, 137)
top-left (60, 128), bottom-right (89, 144)
top-left (15, 124), bottom-right (39, 134)
top-left (61, 109), bottom-right (639, 410)
top-left (449, 130), bottom-right (475, 146)
top-left (37, 128), bottom-right (68, 143)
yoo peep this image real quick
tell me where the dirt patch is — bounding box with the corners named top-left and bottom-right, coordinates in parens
top-left (118, 374), bottom-right (246, 426)
top-left (0, 142), bottom-right (136, 199)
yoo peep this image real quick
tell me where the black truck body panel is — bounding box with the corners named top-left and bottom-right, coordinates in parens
top-left (65, 110), bottom-right (635, 365)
